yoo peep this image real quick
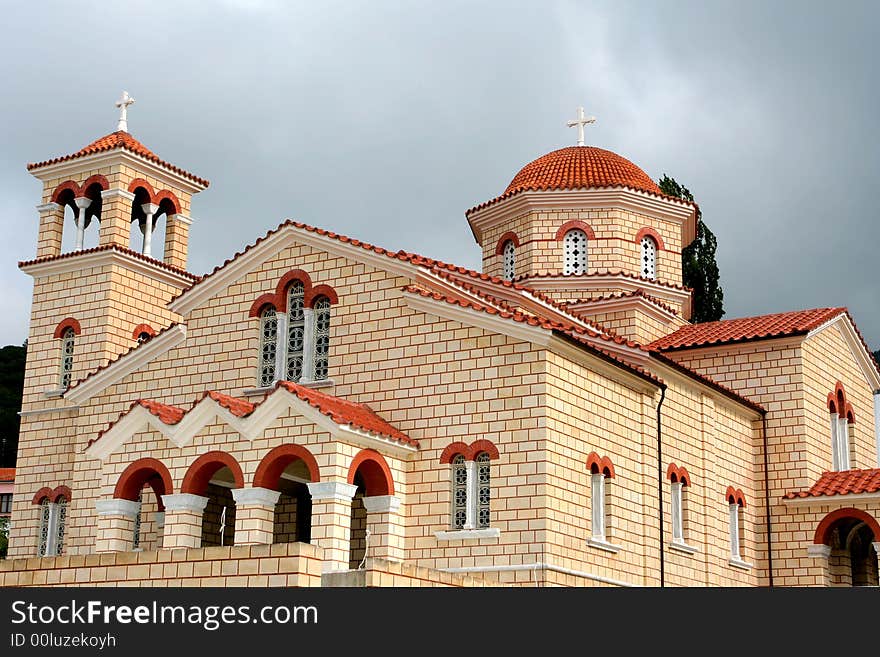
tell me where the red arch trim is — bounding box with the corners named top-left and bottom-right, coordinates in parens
top-left (114, 458), bottom-right (174, 509)
top-left (131, 324), bottom-right (156, 339)
top-left (725, 486), bottom-right (746, 508)
top-left (273, 269), bottom-right (313, 312)
top-left (555, 220), bottom-right (596, 241)
top-left (666, 462), bottom-right (691, 487)
top-left (32, 487), bottom-right (53, 505)
top-left (181, 451), bottom-right (244, 495)
top-left (248, 294), bottom-right (278, 318)
top-left (51, 485), bottom-right (72, 503)
top-left (440, 442), bottom-right (470, 464)
top-left (50, 181), bottom-right (82, 204)
top-left (54, 317), bottom-right (81, 338)
top-left (495, 231), bottom-right (521, 255)
top-left (635, 227), bottom-right (666, 251)
top-left (587, 453), bottom-right (616, 478)
top-left (127, 178), bottom-right (158, 202)
top-left (845, 403), bottom-right (855, 424)
top-left (813, 507), bottom-right (880, 544)
top-left (306, 284), bottom-right (339, 307)
top-left (253, 444), bottom-right (320, 489)
top-left (468, 439), bottom-right (500, 461)
top-left (81, 175), bottom-right (110, 195)
top-left (154, 190), bottom-right (181, 215)
top-left (348, 449), bottom-right (394, 496)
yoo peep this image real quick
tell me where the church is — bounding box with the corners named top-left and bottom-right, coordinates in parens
top-left (2, 95), bottom-right (879, 587)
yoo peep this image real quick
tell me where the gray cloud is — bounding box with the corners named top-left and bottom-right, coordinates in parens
top-left (1, 0), bottom-right (877, 347)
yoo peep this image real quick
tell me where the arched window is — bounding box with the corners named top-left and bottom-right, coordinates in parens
top-left (36, 494), bottom-right (68, 557)
top-left (502, 240), bottom-right (516, 280)
top-left (476, 452), bottom-right (491, 529)
top-left (258, 306), bottom-right (278, 387)
top-left (641, 235), bottom-right (657, 279)
top-left (286, 282), bottom-right (306, 381)
top-left (53, 496), bottom-right (68, 556)
top-left (59, 328), bottom-right (75, 388)
top-left (452, 454), bottom-right (467, 529)
top-left (667, 463), bottom-right (694, 551)
top-left (37, 497), bottom-right (51, 557)
top-left (726, 488), bottom-right (747, 565)
top-left (563, 229), bottom-right (588, 275)
top-left (828, 385), bottom-right (854, 470)
top-left (313, 296), bottom-right (331, 381)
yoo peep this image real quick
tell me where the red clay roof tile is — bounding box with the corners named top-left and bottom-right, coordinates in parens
top-left (137, 399), bottom-right (186, 425)
top-left (27, 131), bottom-right (209, 187)
top-left (784, 469), bottom-right (880, 499)
top-left (0, 467), bottom-right (14, 482)
top-left (204, 391), bottom-right (255, 418)
top-left (19, 244), bottom-right (199, 281)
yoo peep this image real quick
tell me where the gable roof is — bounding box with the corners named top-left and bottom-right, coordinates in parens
top-left (649, 308), bottom-right (846, 351)
top-left (27, 131), bottom-right (209, 187)
top-left (784, 469), bottom-right (880, 499)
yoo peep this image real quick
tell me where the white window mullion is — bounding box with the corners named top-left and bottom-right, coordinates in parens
top-left (591, 473), bottom-right (605, 540)
top-left (830, 413), bottom-right (840, 470)
top-left (838, 417), bottom-right (850, 470)
top-left (729, 504), bottom-right (740, 559)
top-left (671, 482), bottom-right (683, 542)
top-left (465, 460), bottom-right (477, 530)
top-left (301, 307), bottom-right (315, 384)
top-left (45, 503), bottom-right (59, 556)
top-left (273, 313), bottom-right (287, 382)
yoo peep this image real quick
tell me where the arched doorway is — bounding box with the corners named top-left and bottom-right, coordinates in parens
top-left (814, 508), bottom-right (880, 587)
top-left (181, 452), bottom-right (244, 548)
top-left (253, 444), bottom-right (320, 544)
top-left (113, 458), bottom-right (173, 551)
top-left (347, 450), bottom-right (394, 569)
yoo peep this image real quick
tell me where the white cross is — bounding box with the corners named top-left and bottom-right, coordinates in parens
top-left (115, 91), bottom-right (135, 133)
top-left (567, 106), bottom-right (596, 146)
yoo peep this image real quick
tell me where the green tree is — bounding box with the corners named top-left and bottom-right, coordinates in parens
top-left (658, 175), bottom-right (724, 323)
top-left (0, 342), bottom-right (26, 467)
top-left (873, 349), bottom-right (879, 365)
top-left (0, 517), bottom-right (8, 559)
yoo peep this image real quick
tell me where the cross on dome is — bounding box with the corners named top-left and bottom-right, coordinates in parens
top-left (566, 106), bottom-right (596, 146)
top-left (115, 91), bottom-right (135, 133)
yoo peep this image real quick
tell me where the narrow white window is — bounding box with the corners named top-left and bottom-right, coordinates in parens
top-left (53, 496), bottom-right (68, 556)
top-left (313, 297), bottom-right (331, 381)
top-left (563, 229), bottom-right (588, 275)
top-left (671, 481), bottom-right (685, 544)
top-left (59, 327), bottom-right (75, 388)
top-left (729, 502), bottom-right (742, 560)
top-left (830, 412), bottom-right (841, 470)
top-left (286, 282), bottom-right (305, 381)
top-left (837, 416), bottom-right (851, 470)
top-left (476, 452), bottom-right (491, 529)
top-left (37, 498), bottom-right (51, 557)
top-left (258, 306), bottom-right (278, 387)
top-left (640, 235), bottom-right (657, 279)
top-left (502, 240), bottom-right (516, 280)
top-left (591, 471), bottom-right (607, 540)
top-left (451, 454), bottom-right (467, 529)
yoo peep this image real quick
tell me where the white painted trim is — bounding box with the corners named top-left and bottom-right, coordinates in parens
top-left (362, 495), bottom-right (401, 514)
top-left (18, 405), bottom-right (79, 417)
top-left (242, 379), bottom-right (336, 397)
top-left (874, 391), bottom-right (880, 467)
top-left (20, 247), bottom-right (195, 289)
top-left (806, 544), bottom-right (831, 558)
top-left (466, 188), bottom-right (696, 245)
top-left (586, 537), bottom-right (622, 553)
top-left (440, 561), bottom-right (639, 587)
top-left (100, 188), bottom-right (135, 202)
top-left (29, 150), bottom-right (207, 194)
top-left (307, 481), bottom-right (358, 502)
top-left (240, 385), bottom-right (275, 397)
top-left (36, 202), bottom-right (62, 213)
top-left (566, 294), bottom-right (680, 325)
top-left (873, 542), bottom-right (880, 556)
top-left (231, 487), bottom-right (281, 508)
top-left (522, 272), bottom-right (691, 305)
top-left (42, 389), bottom-right (66, 399)
top-left (547, 334), bottom-right (656, 392)
top-left (167, 213), bottom-right (192, 226)
top-left (668, 540), bottom-right (700, 555)
top-left (806, 314), bottom-right (880, 390)
top-left (95, 499), bottom-right (141, 517)
top-left (66, 324), bottom-right (187, 405)
top-left (434, 528), bottom-right (501, 541)
top-left (161, 493), bottom-right (209, 513)
top-left (728, 558), bottom-right (754, 571)
top-left (783, 491), bottom-right (880, 506)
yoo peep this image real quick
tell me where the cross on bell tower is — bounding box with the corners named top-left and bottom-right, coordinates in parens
top-left (115, 91), bottom-right (135, 133)
top-left (566, 106), bottom-right (596, 147)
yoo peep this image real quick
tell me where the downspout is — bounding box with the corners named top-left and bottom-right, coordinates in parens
top-left (656, 384), bottom-right (667, 588)
top-left (761, 412), bottom-right (774, 587)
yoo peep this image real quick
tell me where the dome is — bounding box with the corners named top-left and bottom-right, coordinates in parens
top-left (503, 146), bottom-right (661, 197)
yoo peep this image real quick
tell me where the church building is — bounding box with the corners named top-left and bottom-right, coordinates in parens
top-left (2, 97), bottom-right (879, 587)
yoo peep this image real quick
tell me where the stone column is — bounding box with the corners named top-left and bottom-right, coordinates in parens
top-left (160, 493), bottom-right (208, 550)
top-left (99, 188), bottom-right (135, 248)
top-left (73, 197), bottom-right (92, 251)
top-left (36, 202), bottom-right (64, 258)
top-left (807, 544), bottom-right (833, 586)
top-left (94, 499), bottom-right (140, 553)
top-left (140, 203), bottom-right (159, 257)
top-left (231, 487), bottom-right (281, 546)
top-left (307, 481), bottom-right (358, 572)
top-left (164, 214), bottom-right (191, 270)
top-left (362, 495), bottom-right (404, 562)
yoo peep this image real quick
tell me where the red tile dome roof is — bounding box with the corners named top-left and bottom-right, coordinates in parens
top-left (504, 146), bottom-right (661, 197)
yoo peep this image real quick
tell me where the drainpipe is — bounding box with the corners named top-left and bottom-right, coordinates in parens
top-left (761, 412), bottom-right (774, 588)
top-left (656, 384), bottom-right (667, 587)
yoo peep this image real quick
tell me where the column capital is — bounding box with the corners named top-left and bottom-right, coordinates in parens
top-left (873, 542), bottom-right (880, 555)
top-left (362, 495), bottom-right (401, 514)
top-left (100, 188), bottom-right (135, 202)
top-left (141, 202), bottom-right (160, 215)
top-left (231, 486), bottom-right (281, 508)
top-left (74, 196), bottom-right (92, 210)
top-left (161, 493), bottom-right (209, 512)
top-left (807, 544), bottom-right (832, 558)
top-left (95, 498), bottom-right (140, 518)
top-left (36, 202), bottom-right (62, 213)
top-left (307, 481), bottom-right (358, 502)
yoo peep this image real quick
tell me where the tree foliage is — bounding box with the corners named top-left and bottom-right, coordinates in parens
top-left (658, 175), bottom-right (724, 323)
top-left (0, 342), bottom-right (26, 467)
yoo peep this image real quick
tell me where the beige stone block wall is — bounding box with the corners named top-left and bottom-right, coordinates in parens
top-left (0, 542), bottom-right (323, 588)
top-left (362, 558), bottom-right (501, 587)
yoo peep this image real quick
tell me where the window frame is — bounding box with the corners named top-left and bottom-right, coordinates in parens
top-left (640, 235), bottom-right (657, 279)
top-left (563, 228), bottom-right (589, 275)
top-left (502, 240), bottom-right (516, 280)
top-left (59, 327), bottom-right (76, 388)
